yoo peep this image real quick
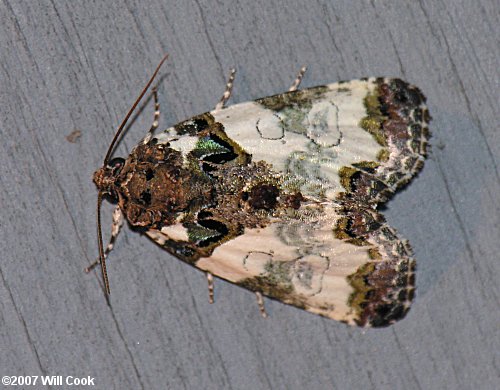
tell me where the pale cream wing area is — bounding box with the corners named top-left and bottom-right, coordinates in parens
top-left (211, 79), bottom-right (383, 201)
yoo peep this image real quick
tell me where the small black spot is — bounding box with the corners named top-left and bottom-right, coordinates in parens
top-left (131, 225), bottom-right (149, 233)
top-left (103, 192), bottom-right (119, 204)
top-left (201, 162), bottom-right (217, 174)
top-left (193, 118), bottom-right (209, 131)
top-left (353, 163), bottom-right (376, 174)
top-left (391, 81), bottom-right (423, 107)
top-left (284, 192), bottom-right (304, 210)
top-left (398, 289), bottom-right (408, 302)
top-left (348, 171), bottom-right (363, 191)
top-left (202, 134), bottom-right (238, 165)
top-left (394, 90), bottom-right (409, 104)
top-left (375, 304), bottom-right (392, 317)
top-left (395, 274), bottom-right (408, 288)
top-left (379, 102), bottom-right (390, 115)
top-left (365, 218), bottom-right (382, 233)
top-left (175, 115), bottom-right (211, 135)
top-left (413, 108), bottom-right (423, 122)
top-left (248, 184), bottom-right (279, 210)
top-left (198, 134), bottom-right (240, 176)
top-left (197, 210), bottom-right (213, 219)
top-left (145, 168), bottom-right (155, 181)
top-left (377, 303), bottom-right (405, 323)
top-left (140, 190), bottom-right (152, 206)
top-left (197, 219), bottom-right (229, 247)
top-left (344, 218), bottom-right (357, 238)
top-left (176, 245), bottom-right (196, 259)
top-left (198, 218), bottom-right (228, 232)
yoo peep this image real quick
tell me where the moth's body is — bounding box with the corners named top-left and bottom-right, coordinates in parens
top-left (94, 71), bottom-right (430, 327)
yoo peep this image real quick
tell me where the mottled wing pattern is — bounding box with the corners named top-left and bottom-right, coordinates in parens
top-left (145, 78), bottom-right (430, 327)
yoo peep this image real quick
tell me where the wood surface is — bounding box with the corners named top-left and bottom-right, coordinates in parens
top-left (0, 1), bottom-right (498, 389)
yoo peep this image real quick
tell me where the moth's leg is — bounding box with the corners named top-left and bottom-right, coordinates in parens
top-left (288, 66), bottom-right (307, 92)
top-left (206, 272), bottom-right (215, 304)
top-left (215, 68), bottom-right (236, 110)
top-left (255, 291), bottom-right (268, 318)
top-left (149, 86), bottom-right (160, 135)
top-left (85, 206), bottom-right (124, 273)
top-left (143, 86), bottom-right (160, 144)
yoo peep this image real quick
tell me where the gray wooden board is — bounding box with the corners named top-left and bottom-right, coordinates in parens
top-left (0, 1), bottom-right (498, 389)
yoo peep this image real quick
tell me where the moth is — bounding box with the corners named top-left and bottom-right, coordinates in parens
top-left (90, 55), bottom-right (430, 327)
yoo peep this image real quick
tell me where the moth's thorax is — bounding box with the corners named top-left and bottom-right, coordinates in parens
top-left (99, 141), bottom-right (214, 228)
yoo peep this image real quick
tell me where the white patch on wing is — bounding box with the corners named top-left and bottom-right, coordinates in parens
top-left (161, 224), bottom-right (189, 241)
top-left (155, 133), bottom-right (199, 155)
top-left (291, 255), bottom-right (329, 296)
top-left (212, 102), bottom-right (309, 172)
top-left (212, 79), bottom-right (383, 201)
top-left (196, 204), bottom-right (374, 323)
top-left (146, 225), bottom-right (190, 246)
top-left (196, 223), bottom-right (299, 280)
top-left (305, 100), bottom-right (340, 147)
top-left (146, 230), bottom-right (167, 245)
top-left (255, 113), bottom-right (284, 139)
top-left (242, 252), bottom-right (272, 273)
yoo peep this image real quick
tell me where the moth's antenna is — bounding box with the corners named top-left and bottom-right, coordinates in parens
top-left (97, 54), bottom-right (169, 295)
top-left (103, 54), bottom-right (169, 165)
top-left (96, 192), bottom-right (109, 294)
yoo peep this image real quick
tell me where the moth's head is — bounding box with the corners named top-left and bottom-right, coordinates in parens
top-left (93, 157), bottom-right (125, 202)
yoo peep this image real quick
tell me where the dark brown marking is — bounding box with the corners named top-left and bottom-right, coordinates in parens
top-left (347, 256), bottom-right (415, 327)
top-left (247, 184), bottom-right (280, 210)
top-left (282, 192), bottom-right (305, 210)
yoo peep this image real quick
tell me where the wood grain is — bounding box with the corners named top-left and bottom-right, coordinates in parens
top-left (0, 1), bottom-right (498, 389)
